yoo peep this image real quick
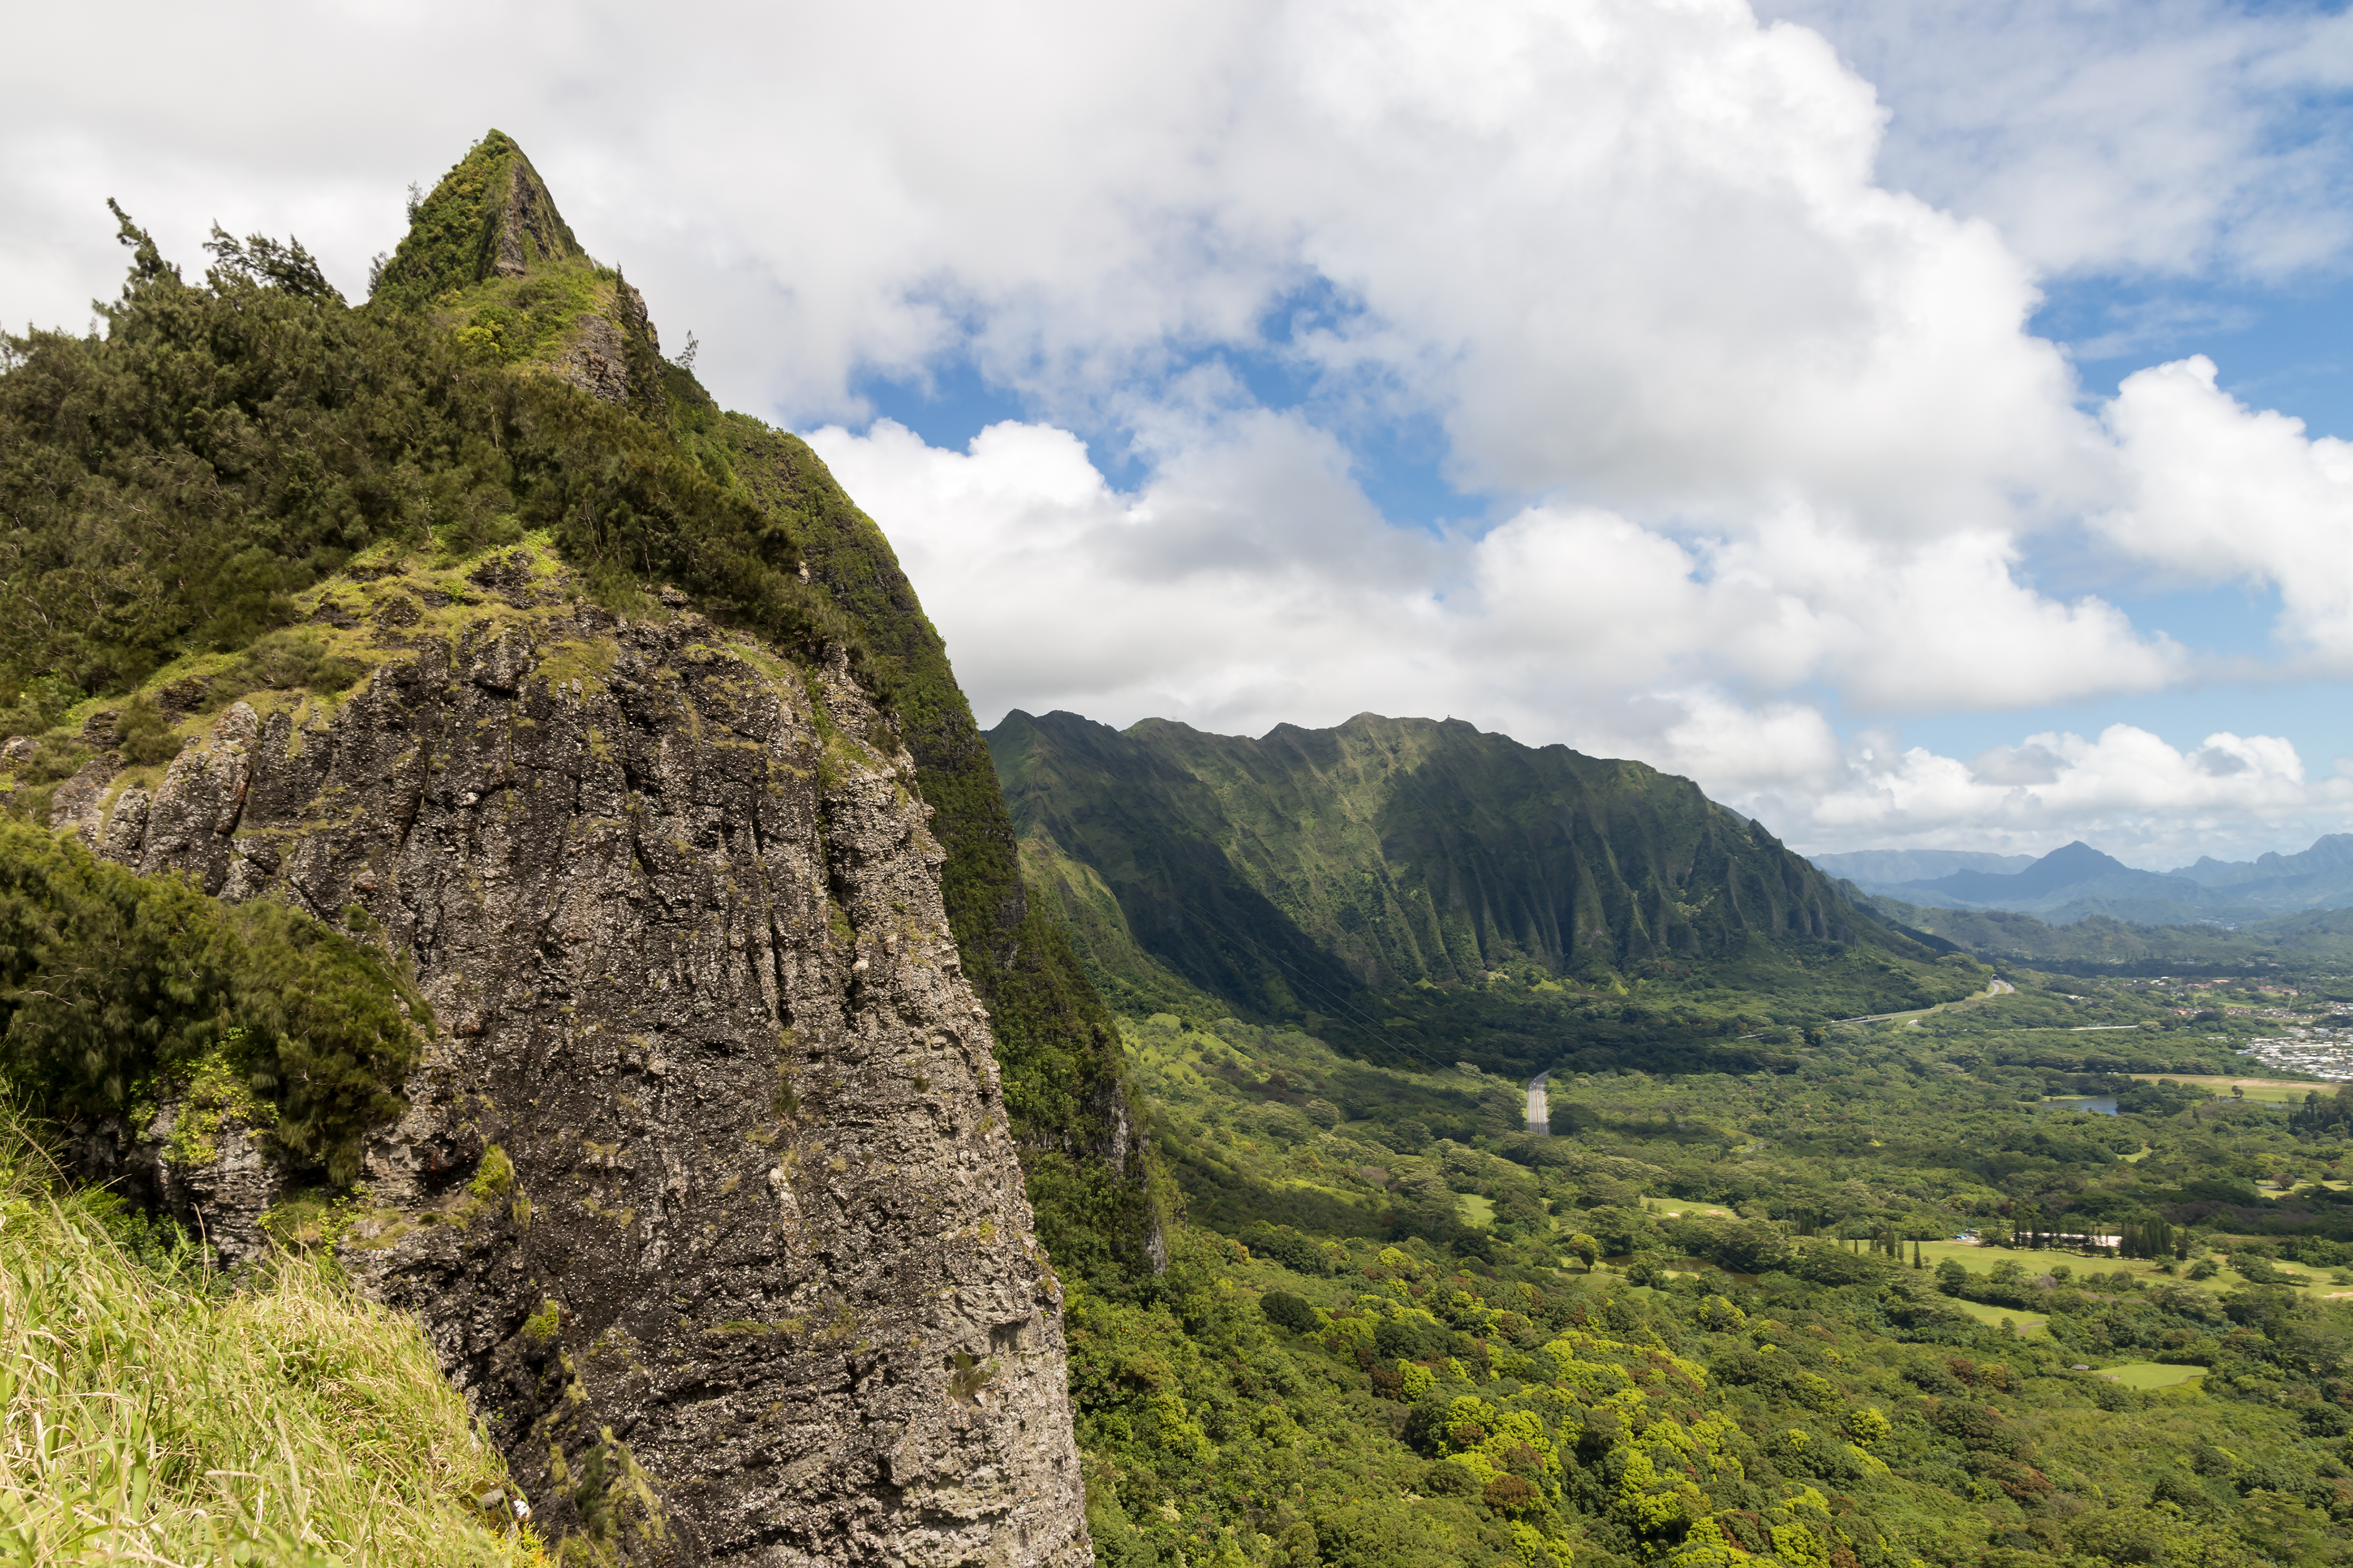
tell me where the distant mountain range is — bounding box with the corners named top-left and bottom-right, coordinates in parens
top-left (1812, 834), bottom-right (2353, 927)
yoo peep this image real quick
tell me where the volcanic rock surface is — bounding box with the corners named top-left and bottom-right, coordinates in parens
top-left (75, 557), bottom-right (1089, 1566)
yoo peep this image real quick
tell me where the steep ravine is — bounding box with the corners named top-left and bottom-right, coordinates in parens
top-left (67, 555), bottom-right (1089, 1565)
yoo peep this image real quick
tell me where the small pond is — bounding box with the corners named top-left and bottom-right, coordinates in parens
top-left (2042, 1095), bottom-right (2119, 1116)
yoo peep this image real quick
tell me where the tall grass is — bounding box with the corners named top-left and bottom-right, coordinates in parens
top-left (0, 1136), bottom-right (540, 1565)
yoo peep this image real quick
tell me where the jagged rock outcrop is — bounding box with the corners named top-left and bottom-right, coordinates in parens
top-left (370, 129), bottom-right (665, 415)
top-left (72, 553), bottom-right (1089, 1566)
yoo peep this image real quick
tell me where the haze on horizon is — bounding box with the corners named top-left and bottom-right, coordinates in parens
top-left (10, 0), bottom-right (2353, 871)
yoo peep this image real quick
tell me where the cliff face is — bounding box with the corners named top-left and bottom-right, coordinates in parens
top-left (986, 709), bottom-right (1975, 1067)
top-left (77, 550), bottom-right (1088, 1566)
top-left (683, 413), bottom-right (1172, 1282)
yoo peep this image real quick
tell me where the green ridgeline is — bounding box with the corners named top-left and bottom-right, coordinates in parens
top-left (987, 708), bottom-right (1988, 1077)
top-left (0, 130), bottom-right (1163, 1282)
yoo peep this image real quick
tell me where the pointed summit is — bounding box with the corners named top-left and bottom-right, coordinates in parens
top-left (370, 130), bottom-right (665, 416)
top-left (370, 130), bottom-right (584, 309)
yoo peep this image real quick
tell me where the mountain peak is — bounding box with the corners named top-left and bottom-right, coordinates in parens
top-left (368, 131), bottom-right (666, 416)
top-left (2037, 840), bottom-right (2127, 875)
top-left (370, 130), bottom-right (584, 311)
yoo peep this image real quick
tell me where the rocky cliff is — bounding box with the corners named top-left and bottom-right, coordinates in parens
top-left (60, 547), bottom-right (1090, 1565)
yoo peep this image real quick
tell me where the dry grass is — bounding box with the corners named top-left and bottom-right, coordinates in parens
top-left (0, 1141), bottom-right (541, 1566)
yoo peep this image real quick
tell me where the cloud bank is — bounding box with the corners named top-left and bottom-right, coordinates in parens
top-left (7, 0), bottom-right (2353, 863)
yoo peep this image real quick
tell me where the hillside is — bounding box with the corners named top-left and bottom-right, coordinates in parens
top-left (1858, 889), bottom-right (2353, 980)
top-left (987, 709), bottom-right (1984, 1076)
top-left (0, 130), bottom-right (1137, 1566)
top-left (19, 126), bottom-right (2353, 1568)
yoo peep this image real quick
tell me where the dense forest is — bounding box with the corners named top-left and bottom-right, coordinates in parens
top-left (1067, 982), bottom-right (2353, 1567)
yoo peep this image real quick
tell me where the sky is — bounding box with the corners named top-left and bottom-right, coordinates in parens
top-left (8, 1), bottom-right (2353, 868)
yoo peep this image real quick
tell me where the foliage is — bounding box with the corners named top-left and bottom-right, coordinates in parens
top-left (1, 161), bottom-right (1157, 1280)
top-left (987, 708), bottom-right (1987, 1080)
top-left (0, 204), bottom-right (870, 728)
top-left (1866, 891), bottom-right (2353, 980)
top-left (368, 129), bottom-right (581, 313)
top-left (1070, 997), bottom-right (2353, 1566)
top-left (0, 818), bottom-right (426, 1182)
top-left (0, 1125), bottom-right (539, 1563)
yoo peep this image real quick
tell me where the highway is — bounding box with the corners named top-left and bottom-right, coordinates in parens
top-left (1526, 1070), bottom-right (1551, 1136)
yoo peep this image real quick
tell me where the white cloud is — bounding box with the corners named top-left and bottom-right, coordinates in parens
top-left (817, 416), bottom-right (2180, 732)
top-left (813, 414), bottom-right (2331, 863)
top-left (1224, 0), bottom-right (2101, 527)
top-left (2103, 355), bottom-right (2353, 665)
top-left (1751, 723), bottom-right (2349, 866)
top-left (0, 0), bottom-right (2103, 531)
top-left (11, 0), bottom-right (2353, 861)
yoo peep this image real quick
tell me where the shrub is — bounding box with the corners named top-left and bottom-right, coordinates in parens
top-left (1261, 1290), bottom-right (1318, 1334)
top-left (1422, 1460), bottom-right (1479, 1496)
top-left (1373, 1315), bottom-right (1456, 1363)
top-left (1482, 1474), bottom-right (1539, 1515)
top-left (0, 818), bottom-right (427, 1182)
top-left (112, 693), bottom-right (183, 764)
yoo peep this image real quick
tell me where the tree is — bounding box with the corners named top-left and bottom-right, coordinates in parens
top-left (1261, 1291), bottom-right (1318, 1334)
top-left (1566, 1233), bottom-right (1600, 1272)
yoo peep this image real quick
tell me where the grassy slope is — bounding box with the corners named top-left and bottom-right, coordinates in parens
top-left (0, 1138), bottom-right (536, 1564)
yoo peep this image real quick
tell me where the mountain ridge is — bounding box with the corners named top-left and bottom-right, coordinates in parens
top-left (989, 708), bottom-right (1982, 1075)
top-left (2, 129), bottom-right (1135, 1567)
top-left (1828, 833), bottom-right (2353, 926)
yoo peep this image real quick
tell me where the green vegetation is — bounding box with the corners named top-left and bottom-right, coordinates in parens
top-left (1067, 990), bottom-right (2353, 1566)
top-left (0, 130), bottom-right (1157, 1281)
top-left (0, 1130), bottom-right (537, 1563)
top-left (989, 709), bottom-right (1988, 1080)
top-left (1863, 891), bottom-right (2353, 979)
top-left (0, 819), bottom-right (427, 1182)
top-left (370, 130), bottom-right (582, 311)
top-left (0, 203), bottom-right (860, 726)
top-left (32, 129), bottom-right (2353, 1566)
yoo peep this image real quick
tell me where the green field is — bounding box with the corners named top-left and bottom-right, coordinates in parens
top-left (1938, 1295), bottom-right (2050, 1336)
top-left (2097, 1362), bottom-right (2208, 1390)
top-left (2129, 1074), bottom-right (2327, 1104)
top-left (1912, 1236), bottom-right (2329, 1294)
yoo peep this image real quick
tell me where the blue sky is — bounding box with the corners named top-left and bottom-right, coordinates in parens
top-left (9, 0), bottom-right (2353, 864)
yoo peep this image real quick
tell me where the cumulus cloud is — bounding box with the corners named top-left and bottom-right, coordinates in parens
top-left (10, 0), bottom-right (2353, 860)
top-left (1755, 724), bottom-right (2348, 865)
top-left (1, 0), bottom-right (2103, 530)
top-left (815, 416), bottom-right (2181, 733)
top-left (811, 414), bottom-right (2319, 863)
top-left (2103, 355), bottom-right (2353, 666)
